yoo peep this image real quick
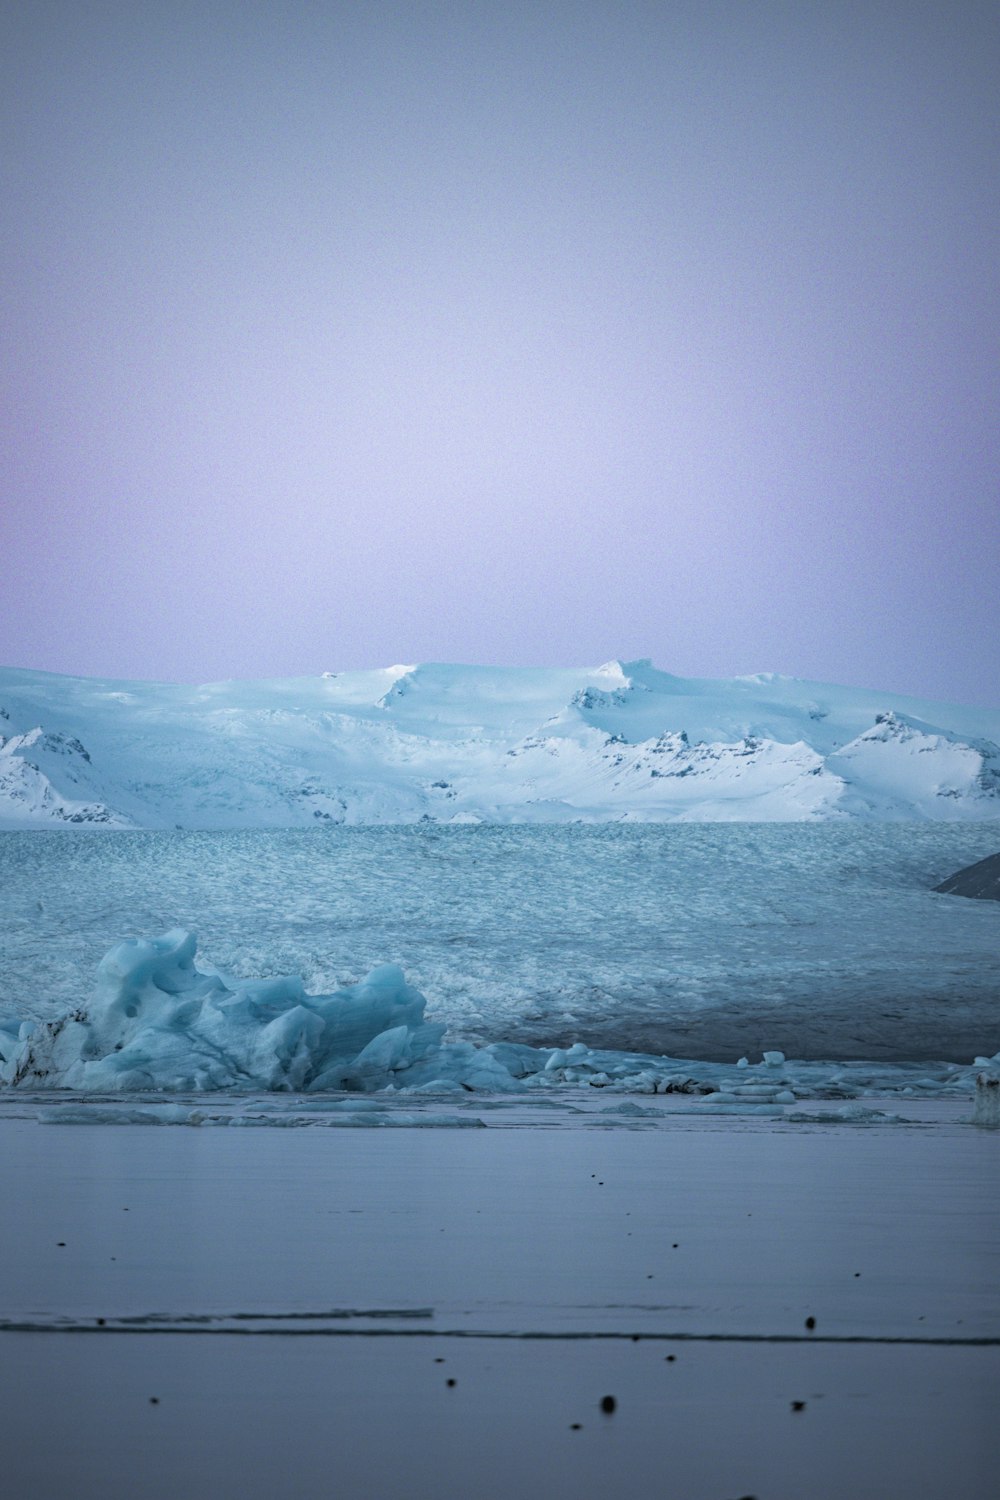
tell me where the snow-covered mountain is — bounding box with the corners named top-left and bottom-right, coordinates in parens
top-left (1, 660), bottom-right (999, 828)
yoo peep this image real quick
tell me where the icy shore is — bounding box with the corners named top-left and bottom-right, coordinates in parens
top-left (2, 930), bottom-right (997, 1108)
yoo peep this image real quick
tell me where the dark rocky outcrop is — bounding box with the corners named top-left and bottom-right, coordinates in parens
top-left (935, 852), bottom-right (1000, 902)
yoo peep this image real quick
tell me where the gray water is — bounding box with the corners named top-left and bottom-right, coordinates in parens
top-left (1, 823), bottom-right (998, 1059)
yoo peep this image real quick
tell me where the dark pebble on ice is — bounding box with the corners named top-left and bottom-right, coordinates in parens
top-left (600, 1396), bottom-right (616, 1414)
top-left (570, 1423), bottom-right (582, 1431)
top-left (96, 1318), bottom-right (105, 1326)
top-left (149, 1398), bottom-right (159, 1405)
top-left (446, 1378), bottom-right (456, 1388)
top-left (805, 1316), bottom-right (816, 1330)
top-left (791, 1401), bottom-right (806, 1412)
top-left (631, 1335), bottom-right (640, 1342)
top-left (854, 1272), bottom-right (861, 1278)
top-left (57, 1242), bottom-right (65, 1247)
top-left (434, 1357), bottom-right (445, 1363)
top-left (665, 1355), bottom-right (676, 1362)
top-left (672, 1242), bottom-right (678, 1248)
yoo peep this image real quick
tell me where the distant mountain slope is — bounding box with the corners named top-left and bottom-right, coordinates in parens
top-left (1, 661), bottom-right (999, 828)
top-left (935, 851), bottom-right (1000, 901)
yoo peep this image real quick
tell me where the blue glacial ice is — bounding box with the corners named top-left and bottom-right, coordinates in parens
top-left (0, 930), bottom-right (527, 1094)
top-left (2, 929), bottom-right (998, 1106)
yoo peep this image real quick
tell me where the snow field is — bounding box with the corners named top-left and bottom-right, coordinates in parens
top-left (2, 659), bottom-right (1000, 826)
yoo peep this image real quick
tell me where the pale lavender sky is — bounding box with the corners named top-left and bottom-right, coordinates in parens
top-left (2, 1), bottom-right (998, 703)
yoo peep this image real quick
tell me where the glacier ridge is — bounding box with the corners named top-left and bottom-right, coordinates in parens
top-left (1, 661), bottom-right (999, 828)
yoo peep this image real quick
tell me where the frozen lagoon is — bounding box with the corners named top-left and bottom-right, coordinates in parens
top-left (1, 823), bottom-right (998, 1495)
top-left (1, 1099), bottom-right (998, 1499)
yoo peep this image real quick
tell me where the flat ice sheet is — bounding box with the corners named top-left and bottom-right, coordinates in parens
top-left (4, 1335), bottom-right (997, 1500)
top-left (1, 1108), bottom-right (998, 1499)
top-left (2, 1106), bottom-right (996, 1338)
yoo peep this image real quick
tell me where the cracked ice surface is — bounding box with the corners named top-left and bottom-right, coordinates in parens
top-left (1, 824), bottom-right (998, 1064)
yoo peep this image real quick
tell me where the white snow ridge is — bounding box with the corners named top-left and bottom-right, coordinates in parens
top-left (1, 661), bottom-right (998, 828)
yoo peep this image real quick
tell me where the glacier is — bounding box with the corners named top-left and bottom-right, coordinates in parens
top-left (2, 659), bottom-right (999, 827)
top-left (3, 822), bottom-right (998, 1060)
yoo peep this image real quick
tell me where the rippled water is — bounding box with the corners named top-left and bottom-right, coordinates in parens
top-left (1, 824), bottom-right (998, 1059)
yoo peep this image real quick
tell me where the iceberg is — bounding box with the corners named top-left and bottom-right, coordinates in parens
top-left (0, 930), bottom-right (449, 1093)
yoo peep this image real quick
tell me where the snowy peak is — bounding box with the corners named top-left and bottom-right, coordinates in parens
top-left (373, 664), bottom-right (419, 707)
top-left (1, 662), bottom-right (998, 827)
top-left (829, 712), bottom-right (1000, 818)
top-left (500, 724), bottom-right (836, 822)
top-left (0, 724), bottom-right (123, 826)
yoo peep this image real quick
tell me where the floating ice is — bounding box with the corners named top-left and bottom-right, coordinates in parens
top-left (2, 931), bottom-right (999, 1107)
top-left (36, 1105), bottom-right (485, 1128)
top-left (972, 1074), bottom-right (1000, 1128)
top-left (785, 1104), bottom-right (906, 1125)
top-left (0, 930), bottom-right (450, 1094)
